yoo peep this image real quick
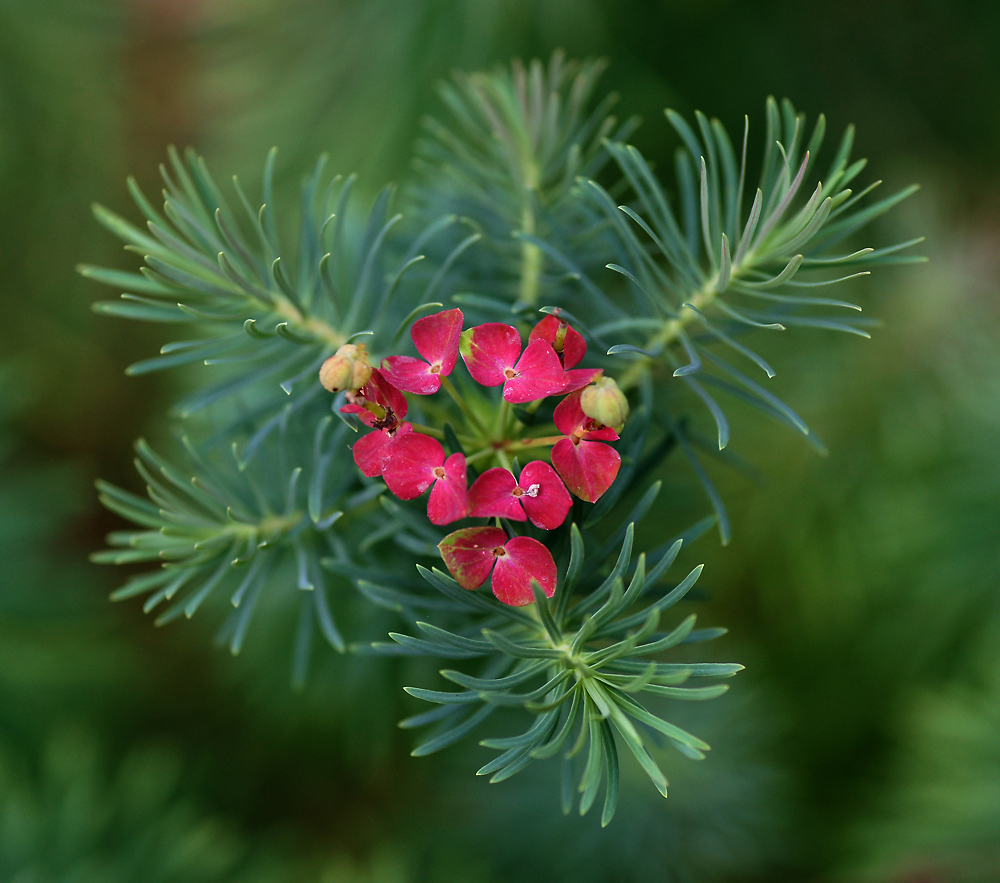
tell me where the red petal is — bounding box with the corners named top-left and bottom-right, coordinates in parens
top-left (382, 432), bottom-right (443, 500)
top-left (561, 326), bottom-right (587, 369)
top-left (562, 367), bottom-right (602, 394)
top-left (460, 323), bottom-right (521, 387)
top-left (529, 314), bottom-right (587, 368)
top-left (438, 526), bottom-right (506, 590)
top-left (412, 308), bottom-right (463, 375)
top-left (427, 452), bottom-right (470, 525)
top-left (551, 437), bottom-right (620, 503)
top-left (552, 390), bottom-right (619, 440)
top-left (364, 369), bottom-right (409, 419)
top-left (340, 402), bottom-right (377, 428)
top-left (503, 339), bottom-right (568, 403)
top-left (491, 536), bottom-right (557, 606)
top-left (351, 423), bottom-right (413, 476)
top-left (518, 460), bottom-right (572, 530)
top-left (352, 430), bottom-right (391, 477)
top-left (379, 355), bottom-right (441, 395)
top-left (468, 468), bottom-right (525, 521)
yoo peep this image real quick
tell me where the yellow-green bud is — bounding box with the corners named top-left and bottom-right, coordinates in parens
top-left (580, 376), bottom-right (629, 431)
top-left (319, 343), bottom-right (372, 393)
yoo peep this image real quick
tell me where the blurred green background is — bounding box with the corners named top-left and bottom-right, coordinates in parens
top-left (2, 0), bottom-right (999, 880)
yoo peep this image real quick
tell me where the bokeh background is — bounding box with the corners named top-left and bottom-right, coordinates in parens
top-left (2, 1), bottom-right (999, 880)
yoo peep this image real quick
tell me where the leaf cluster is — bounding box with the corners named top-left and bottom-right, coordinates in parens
top-left (83, 55), bottom-right (919, 817)
top-left (576, 98), bottom-right (923, 540)
top-left (363, 487), bottom-right (737, 825)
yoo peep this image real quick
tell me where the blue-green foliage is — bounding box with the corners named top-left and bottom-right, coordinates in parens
top-left (85, 56), bottom-right (916, 819)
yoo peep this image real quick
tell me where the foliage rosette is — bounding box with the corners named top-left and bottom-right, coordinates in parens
top-left (84, 53), bottom-right (920, 821)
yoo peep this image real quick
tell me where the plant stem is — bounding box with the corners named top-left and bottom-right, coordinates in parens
top-left (406, 422), bottom-right (446, 440)
top-left (272, 295), bottom-right (346, 348)
top-left (495, 397), bottom-right (511, 441)
top-left (616, 275), bottom-right (722, 392)
top-left (509, 435), bottom-right (561, 451)
top-left (441, 376), bottom-right (490, 437)
top-left (517, 160), bottom-right (542, 306)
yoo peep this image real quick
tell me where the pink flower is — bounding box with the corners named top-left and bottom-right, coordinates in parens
top-left (529, 314), bottom-right (601, 392)
top-left (437, 526), bottom-right (556, 606)
top-left (550, 390), bottom-right (621, 503)
top-left (529, 314), bottom-right (586, 368)
top-left (379, 308), bottom-right (464, 395)
top-left (381, 432), bottom-right (470, 525)
top-left (459, 323), bottom-right (567, 404)
top-left (468, 461), bottom-right (572, 530)
top-left (341, 369), bottom-right (411, 477)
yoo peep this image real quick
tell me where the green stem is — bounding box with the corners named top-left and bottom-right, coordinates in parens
top-left (406, 422), bottom-right (446, 440)
top-left (441, 376), bottom-right (490, 437)
top-left (272, 295), bottom-right (345, 348)
top-left (464, 434), bottom-right (561, 467)
top-left (495, 398), bottom-right (511, 441)
top-left (497, 449), bottom-right (514, 472)
top-left (465, 447), bottom-right (500, 466)
top-left (616, 275), bottom-right (723, 392)
top-left (517, 160), bottom-right (541, 306)
top-left (509, 435), bottom-right (561, 451)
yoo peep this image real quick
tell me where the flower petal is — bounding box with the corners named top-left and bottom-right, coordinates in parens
top-left (427, 452), bottom-right (470, 525)
top-left (351, 423), bottom-right (412, 476)
top-left (364, 368), bottom-right (409, 419)
top-left (460, 323), bottom-right (521, 387)
top-left (438, 526), bottom-right (506, 590)
top-left (468, 468), bottom-right (525, 521)
top-left (503, 338), bottom-right (568, 403)
top-left (551, 437), bottom-right (621, 503)
top-left (340, 401), bottom-right (377, 428)
top-left (352, 430), bottom-right (391, 477)
top-left (562, 367), bottom-right (602, 394)
top-left (529, 314), bottom-right (587, 368)
top-left (491, 536), bottom-right (557, 606)
top-left (552, 390), bottom-right (619, 440)
top-left (412, 308), bottom-right (463, 375)
top-left (381, 432), bottom-right (444, 500)
top-left (379, 355), bottom-right (441, 395)
top-left (517, 460), bottom-right (572, 530)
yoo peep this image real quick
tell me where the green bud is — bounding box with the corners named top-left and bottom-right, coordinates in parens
top-left (580, 376), bottom-right (629, 431)
top-left (319, 343), bottom-right (372, 393)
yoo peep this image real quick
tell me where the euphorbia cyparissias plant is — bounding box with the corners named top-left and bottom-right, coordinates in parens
top-left (325, 309), bottom-right (624, 606)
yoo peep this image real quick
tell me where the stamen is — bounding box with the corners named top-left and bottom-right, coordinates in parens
top-left (524, 483), bottom-right (541, 498)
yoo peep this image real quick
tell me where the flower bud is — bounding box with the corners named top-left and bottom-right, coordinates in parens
top-left (580, 376), bottom-right (629, 431)
top-left (319, 343), bottom-right (372, 393)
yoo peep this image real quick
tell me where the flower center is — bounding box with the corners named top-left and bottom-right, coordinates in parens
top-left (511, 487), bottom-right (524, 497)
top-left (430, 363), bottom-right (441, 374)
top-left (503, 367), bottom-right (517, 379)
top-left (372, 406), bottom-right (397, 432)
top-left (433, 466), bottom-right (446, 480)
top-left (492, 546), bottom-right (506, 557)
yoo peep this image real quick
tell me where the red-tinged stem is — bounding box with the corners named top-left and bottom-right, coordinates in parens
top-left (509, 435), bottom-right (562, 450)
top-left (464, 435), bottom-right (561, 466)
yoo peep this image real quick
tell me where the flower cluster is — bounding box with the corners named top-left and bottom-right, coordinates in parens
top-left (321, 309), bottom-right (629, 605)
